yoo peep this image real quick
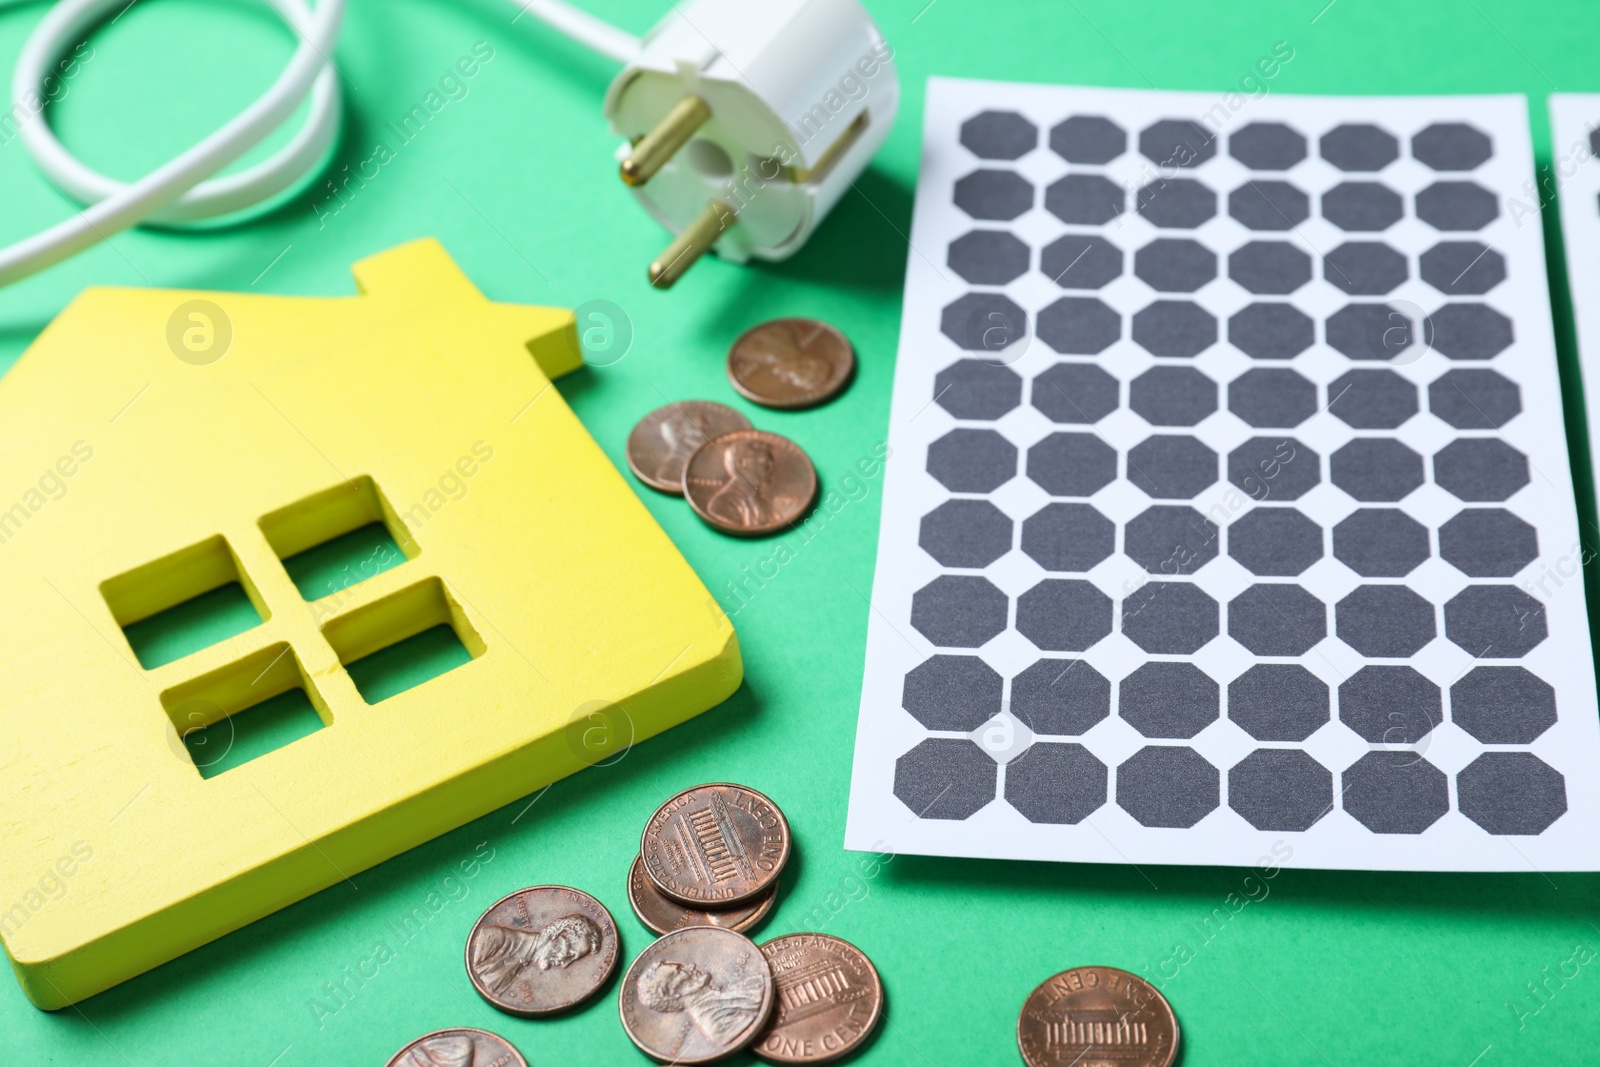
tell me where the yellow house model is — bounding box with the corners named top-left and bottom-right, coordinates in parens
top-left (0, 239), bottom-right (741, 1009)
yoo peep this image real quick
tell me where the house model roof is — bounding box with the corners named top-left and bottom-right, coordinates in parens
top-left (0, 239), bottom-right (742, 1009)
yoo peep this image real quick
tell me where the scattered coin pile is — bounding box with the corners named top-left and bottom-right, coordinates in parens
top-left (384, 782), bottom-right (884, 1066)
top-left (1017, 966), bottom-right (1179, 1067)
top-left (625, 317), bottom-right (855, 537)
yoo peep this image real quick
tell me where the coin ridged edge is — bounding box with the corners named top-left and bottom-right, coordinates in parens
top-left (639, 782), bottom-right (793, 907)
top-left (464, 885), bottom-right (620, 1018)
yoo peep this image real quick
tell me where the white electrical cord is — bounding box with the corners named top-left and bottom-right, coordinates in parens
top-left (0, 0), bottom-right (639, 289)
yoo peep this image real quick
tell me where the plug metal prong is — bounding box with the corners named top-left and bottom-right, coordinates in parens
top-left (621, 95), bottom-right (711, 187)
top-left (648, 200), bottom-right (734, 289)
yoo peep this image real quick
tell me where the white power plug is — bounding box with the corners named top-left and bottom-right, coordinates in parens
top-left (604, 0), bottom-right (899, 287)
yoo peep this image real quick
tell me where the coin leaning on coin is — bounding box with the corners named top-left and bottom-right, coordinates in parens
top-left (384, 1027), bottom-right (528, 1067)
top-left (640, 783), bottom-right (793, 907)
top-left (628, 855), bottom-right (777, 936)
top-left (1016, 966), bottom-right (1179, 1067)
top-left (727, 318), bottom-right (855, 410)
top-left (464, 886), bottom-right (619, 1017)
top-left (682, 429), bottom-right (818, 537)
top-left (619, 926), bottom-right (776, 1064)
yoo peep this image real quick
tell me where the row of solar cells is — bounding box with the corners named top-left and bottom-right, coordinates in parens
top-left (893, 735), bottom-right (1564, 835)
top-left (909, 572), bottom-right (1545, 660)
top-left (937, 358), bottom-right (1519, 429)
top-left (958, 111), bottom-right (1494, 173)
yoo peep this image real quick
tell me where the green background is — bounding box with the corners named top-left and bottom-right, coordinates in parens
top-left (3, 0), bottom-right (1600, 1063)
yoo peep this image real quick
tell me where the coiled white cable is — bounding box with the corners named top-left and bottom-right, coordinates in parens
top-left (0, 0), bottom-right (639, 289)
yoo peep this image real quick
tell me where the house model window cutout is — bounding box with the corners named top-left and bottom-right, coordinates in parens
top-left (0, 239), bottom-right (742, 1009)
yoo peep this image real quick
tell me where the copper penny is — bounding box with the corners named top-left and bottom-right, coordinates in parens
top-left (627, 400), bottom-right (752, 494)
top-left (752, 933), bottom-right (883, 1063)
top-left (727, 318), bottom-right (855, 409)
top-left (640, 783), bottom-right (792, 906)
top-left (619, 926), bottom-right (776, 1064)
top-left (1017, 966), bottom-right (1179, 1067)
top-left (464, 886), bottom-right (620, 1017)
top-left (384, 1027), bottom-right (528, 1067)
top-left (628, 854), bottom-right (777, 936)
top-left (682, 431), bottom-right (817, 536)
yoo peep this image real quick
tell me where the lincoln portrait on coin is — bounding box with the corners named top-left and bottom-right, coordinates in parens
top-left (472, 913), bottom-right (603, 994)
top-left (706, 437), bottom-right (779, 527)
top-left (400, 1033), bottom-right (474, 1067)
top-left (635, 959), bottom-right (766, 1044)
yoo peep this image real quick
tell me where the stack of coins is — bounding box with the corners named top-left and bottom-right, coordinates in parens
top-left (620, 783), bottom-right (884, 1064)
top-left (1017, 966), bottom-right (1180, 1067)
top-left (624, 317), bottom-right (855, 538)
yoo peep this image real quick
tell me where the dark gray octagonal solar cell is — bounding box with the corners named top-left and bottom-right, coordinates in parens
top-left (1450, 665), bottom-right (1557, 744)
top-left (1426, 304), bottom-right (1514, 360)
top-left (1040, 234), bottom-right (1122, 290)
top-left (1327, 368), bottom-right (1419, 429)
top-left (1020, 502), bottom-right (1116, 572)
top-left (1136, 178), bottom-right (1217, 228)
top-left (1420, 241), bottom-right (1506, 295)
top-left (1438, 508), bottom-right (1537, 577)
top-left (1044, 173), bottom-right (1126, 226)
top-left (919, 499), bottom-right (1014, 568)
top-left (1229, 180), bottom-right (1311, 231)
top-left (1433, 438), bottom-right (1530, 501)
top-left (1227, 583), bottom-right (1327, 656)
top-left (1227, 507), bottom-right (1324, 576)
top-left (1118, 661), bottom-right (1219, 739)
top-left (1031, 362), bottom-right (1120, 424)
top-left (1127, 435), bottom-right (1218, 500)
top-left (1229, 303), bottom-right (1315, 359)
top-left (1411, 122), bottom-right (1493, 171)
top-left (1121, 581), bottom-right (1219, 654)
top-left (1140, 119), bottom-right (1217, 168)
top-left (1415, 181), bottom-right (1498, 231)
top-left (1131, 300), bottom-right (1217, 357)
top-left (1036, 297), bottom-right (1122, 355)
top-left (1016, 578), bottom-right (1114, 652)
top-left (1117, 746), bottom-right (1220, 828)
top-left (960, 110), bottom-right (1038, 160)
top-left (1027, 432), bottom-right (1118, 496)
top-left (1010, 658), bottom-right (1112, 735)
top-left (902, 654), bottom-right (1004, 732)
top-left (954, 169), bottom-right (1035, 221)
top-left (911, 574), bottom-right (1010, 648)
top-left (1457, 752), bottom-right (1567, 836)
top-left (1050, 114), bottom-right (1127, 164)
top-left (1134, 238), bottom-right (1218, 293)
top-left (1444, 584), bottom-right (1547, 658)
top-left (941, 292), bottom-right (1028, 352)
top-left (1228, 663), bottom-right (1330, 741)
top-left (1228, 437), bottom-right (1320, 501)
top-left (1228, 241), bottom-right (1313, 295)
top-left (1330, 438), bottom-right (1425, 501)
top-left (934, 359), bottom-right (1024, 420)
top-left (1130, 366), bottom-right (1218, 426)
top-left (1320, 123), bottom-right (1400, 171)
top-left (1321, 181), bottom-right (1404, 231)
top-left (1229, 121), bottom-right (1307, 170)
top-left (1324, 241), bottom-right (1408, 296)
top-left (1229, 749), bottom-right (1334, 832)
top-left (1335, 585), bottom-right (1436, 657)
top-left (927, 428), bottom-right (1018, 493)
top-left (948, 230), bottom-right (1031, 285)
top-left (1342, 751), bottom-right (1449, 834)
top-left (1332, 508), bottom-right (1431, 577)
top-left (1228, 367), bottom-right (1318, 428)
top-left (1427, 368), bottom-right (1521, 429)
top-left (894, 738), bottom-right (997, 819)
top-left (1338, 665), bottom-right (1441, 745)
top-left (1326, 303), bottom-right (1415, 361)
top-left (1005, 742), bottom-right (1108, 824)
top-left (1123, 505), bottom-right (1219, 575)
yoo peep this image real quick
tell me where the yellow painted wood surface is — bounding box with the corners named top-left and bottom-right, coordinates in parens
top-left (0, 240), bottom-right (741, 1009)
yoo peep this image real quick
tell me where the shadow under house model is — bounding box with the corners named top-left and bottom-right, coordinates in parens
top-left (0, 239), bottom-right (742, 1009)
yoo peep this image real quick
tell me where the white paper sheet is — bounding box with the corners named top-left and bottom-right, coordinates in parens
top-left (1550, 95), bottom-right (1600, 503)
top-left (845, 79), bottom-right (1600, 871)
